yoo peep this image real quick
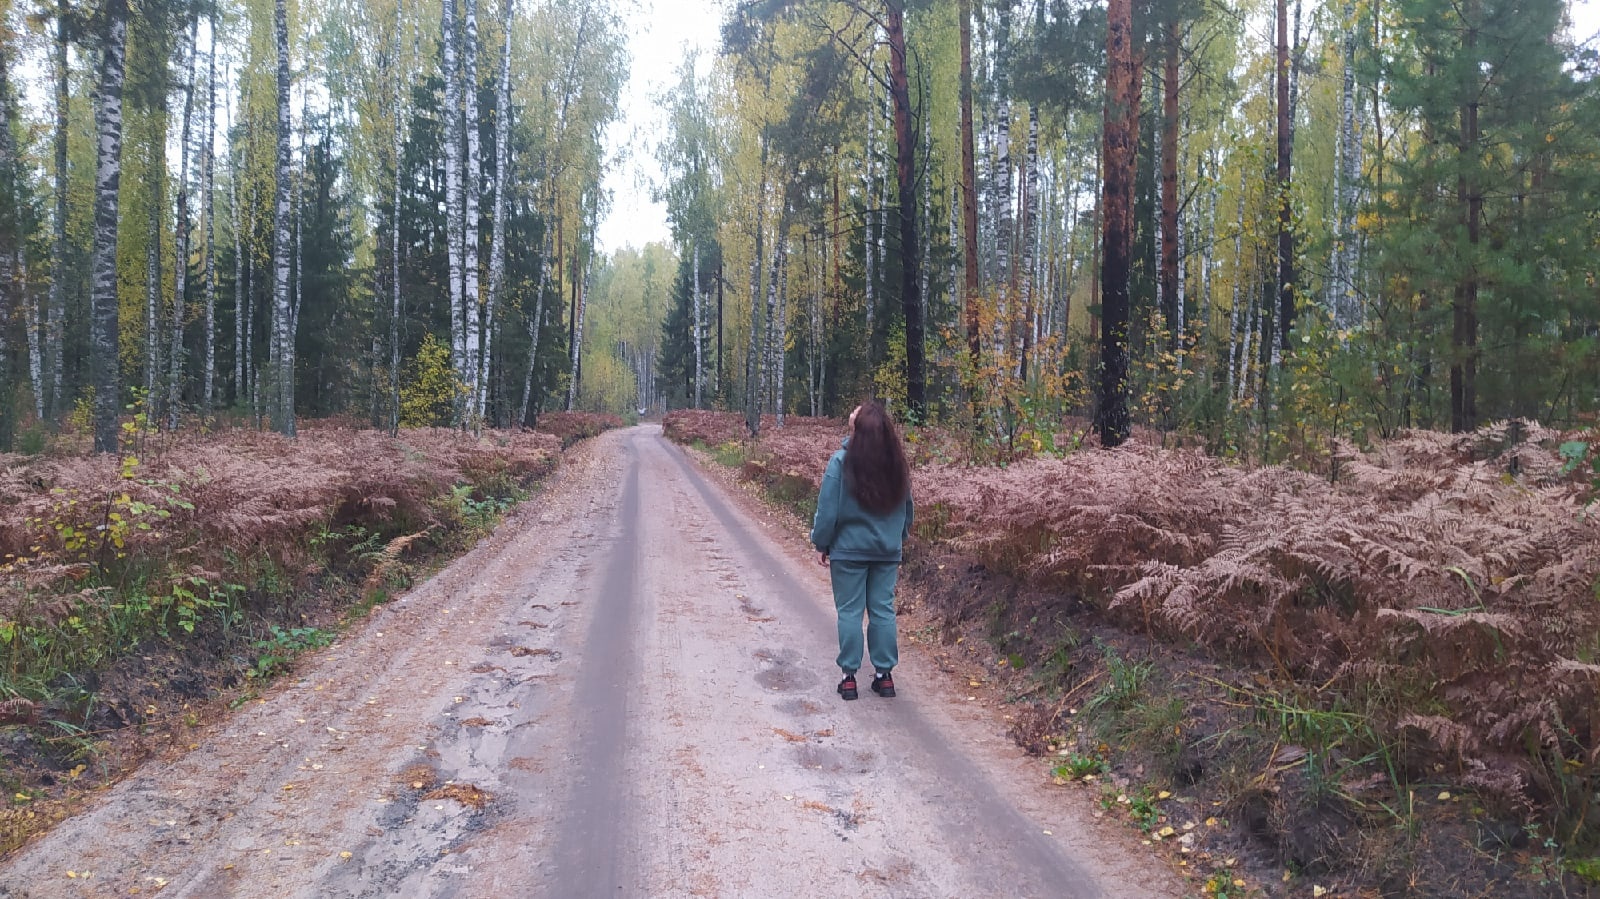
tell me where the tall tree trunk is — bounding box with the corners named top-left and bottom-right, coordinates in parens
top-left (1450, 0), bottom-right (1479, 433)
top-left (763, 225), bottom-right (779, 415)
top-left (1160, 18), bottom-right (1180, 352)
top-left (0, 60), bottom-right (10, 443)
top-left (441, 0), bottom-right (465, 422)
top-left (1275, 0), bottom-right (1295, 352)
top-left (231, 79), bottom-right (245, 409)
top-left (886, 1), bottom-right (925, 419)
top-left (1226, 169), bottom-right (1245, 408)
top-left (390, 13), bottom-right (406, 434)
top-left (168, 18), bottom-right (198, 429)
top-left (0, 53), bottom-right (34, 427)
top-left (958, 0), bottom-right (981, 365)
top-left (463, 0), bottom-right (483, 425)
top-left (715, 262), bottom-right (723, 397)
top-left (863, 61), bottom-right (877, 350)
top-left (146, 146), bottom-right (163, 412)
top-left (1097, 0), bottom-right (1137, 447)
top-left (49, 2), bottom-right (70, 418)
top-left (518, 232), bottom-right (550, 426)
top-left (745, 140), bottom-right (767, 437)
top-left (1332, 0), bottom-right (1361, 330)
top-left (90, 0), bottom-right (131, 453)
top-left (484, 0), bottom-right (513, 425)
top-left (272, 0), bottom-right (295, 435)
top-left (25, 264), bottom-right (44, 422)
top-left (993, 0), bottom-right (1013, 353)
top-left (775, 236), bottom-right (788, 424)
top-left (693, 244), bottom-right (703, 408)
top-left (202, 20), bottom-right (217, 417)
top-left (565, 241), bottom-right (588, 411)
top-left (1019, 103), bottom-right (1039, 378)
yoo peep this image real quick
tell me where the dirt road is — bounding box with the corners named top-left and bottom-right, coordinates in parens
top-left (0, 426), bottom-right (1181, 898)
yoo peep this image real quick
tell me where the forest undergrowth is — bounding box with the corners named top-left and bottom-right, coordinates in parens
top-left (665, 409), bottom-right (1600, 897)
top-left (0, 413), bottom-right (611, 855)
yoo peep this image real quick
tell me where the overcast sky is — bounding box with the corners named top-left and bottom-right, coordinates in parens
top-left (594, 0), bottom-right (1600, 256)
top-left (593, 0), bottom-right (722, 255)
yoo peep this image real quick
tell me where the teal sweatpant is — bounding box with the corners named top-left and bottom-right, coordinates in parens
top-left (829, 559), bottom-right (900, 674)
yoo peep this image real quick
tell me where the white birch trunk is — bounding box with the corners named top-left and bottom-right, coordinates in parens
top-left (775, 237), bottom-right (787, 425)
top-left (230, 77), bottom-right (244, 408)
top-left (1200, 150), bottom-right (1216, 337)
top-left (24, 258), bottom-right (44, 421)
top-left (519, 234), bottom-right (550, 425)
top-left (202, 20), bottom-right (217, 416)
top-left (146, 155), bottom-right (162, 410)
top-left (1333, 0), bottom-right (1361, 331)
top-left (744, 148), bottom-right (766, 436)
top-left (90, 0), bottom-right (130, 453)
top-left (1175, 136), bottom-right (1187, 372)
top-left (1020, 103), bottom-right (1039, 370)
top-left (441, 0), bottom-right (465, 422)
top-left (49, 3), bottom-right (70, 417)
top-left (272, 0), bottom-right (295, 435)
top-left (863, 63), bottom-right (876, 343)
top-left (0, 66), bottom-right (11, 421)
top-left (565, 250), bottom-right (588, 411)
top-left (463, 0), bottom-right (483, 424)
top-left (168, 19), bottom-right (197, 429)
top-left (1227, 169), bottom-right (1246, 408)
top-left (483, 0), bottom-right (513, 424)
top-left (693, 244), bottom-right (702, 408)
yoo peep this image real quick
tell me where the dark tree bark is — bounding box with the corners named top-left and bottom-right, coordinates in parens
top-left (50, 1), bottom-right (70, 418)
top-left (1275, 0), bottom-right (1296, 351)
top-left (168, 17), bottom-right (198, 429)
top-left (886, 1), bottom-right (925, 420)
top-left (1450, 0), bottom-right (1480, 433)
top-left (1098, 0), bottom-right (1137, 448)
top-left (1160, 17), bottom-right (1180, 352)
top-left (958, 0), bottom-right (980, 365)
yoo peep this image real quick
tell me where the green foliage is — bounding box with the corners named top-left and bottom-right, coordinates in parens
top-left (1053, 752), bottom-right (1109, 781)
top-left (399, 334), bottom-right (466, 428)
top-left (248, 625), bottom-right (336, 681)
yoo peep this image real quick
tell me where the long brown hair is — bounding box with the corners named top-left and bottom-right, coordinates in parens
top-left (843, 401), bottom-right (911, 515)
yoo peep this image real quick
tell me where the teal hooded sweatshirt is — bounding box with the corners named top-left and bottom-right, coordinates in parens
top-left (810, 438), bottom-right (915, 563)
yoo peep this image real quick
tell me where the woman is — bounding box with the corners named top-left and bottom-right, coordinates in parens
top-left (810, 401), bottom-right (914, 701)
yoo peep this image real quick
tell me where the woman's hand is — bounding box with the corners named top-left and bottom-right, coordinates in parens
top-left (817, 552), bottom-right (829, 567)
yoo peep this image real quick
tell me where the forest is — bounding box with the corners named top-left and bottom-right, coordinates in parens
top-left (0, 0), bottom-right (1593, 451)
top-left (0, 0), bottom-right (1599, 891)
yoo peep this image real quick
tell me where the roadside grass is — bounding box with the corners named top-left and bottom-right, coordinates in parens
top-left (666, 409), bottom-right (1600, 896)
top-left (0, 421), bottom-right (609, 856)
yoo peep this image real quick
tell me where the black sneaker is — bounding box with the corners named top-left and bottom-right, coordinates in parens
top-left (837, 674), bottom-right (859, 701)
top-left (871, 672), bottom-right (895, 698)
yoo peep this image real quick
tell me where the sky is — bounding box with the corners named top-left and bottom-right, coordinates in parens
top-left (593, 0), bottom-right (1600, 256)
top-left (593, 0), bottom-right (723, 255)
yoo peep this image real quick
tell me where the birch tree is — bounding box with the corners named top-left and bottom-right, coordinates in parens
top-left (168, 17), bottom-right (198, 429)
top-left (271, 0), bottom-right (295, 435)
top-left (91, 0), bottom-right (132, 453)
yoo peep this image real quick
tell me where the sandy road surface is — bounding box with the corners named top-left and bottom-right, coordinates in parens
top-left (0, 426), bottom-right (1181, 898)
